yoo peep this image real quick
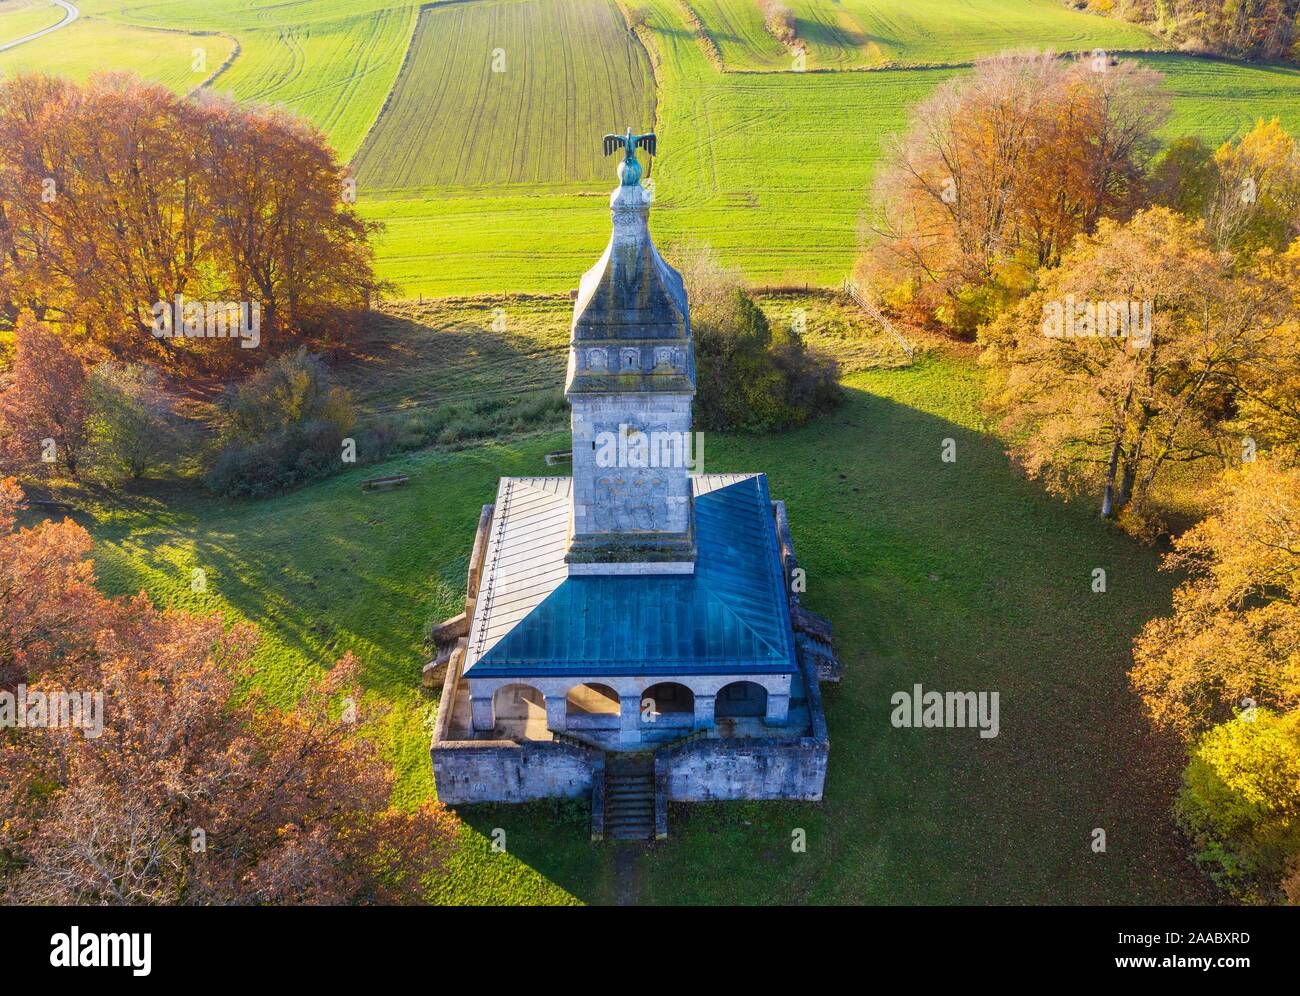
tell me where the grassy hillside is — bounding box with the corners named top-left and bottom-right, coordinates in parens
top-left (362, 49), bottom-right (959, 295)
top-left (1152, 53), bottom-right (1300, 136)
top-left (360, 0), bottom-right (1300, 296)
top-left (0, 0), bottom-right (421, 160)
top-left (691, 0), bottom-right (1165, 70)
top-left (202, 1), bottom-right (416, 161)
top-left (0, 0), bottom-right (64, 46)
top-left (353, 0), bottom-right (655, 189)
top-left (0, 14), bottom-right (235, 91)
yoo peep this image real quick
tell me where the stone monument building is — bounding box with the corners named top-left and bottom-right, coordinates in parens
top-left (430, 131), bottom-right (838, 840)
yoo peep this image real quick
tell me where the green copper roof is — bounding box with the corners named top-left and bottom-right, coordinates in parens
top-left (464, 475), bottom-right (796, 679)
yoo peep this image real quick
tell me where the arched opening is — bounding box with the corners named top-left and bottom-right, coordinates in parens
top-left (715, 681), bottom-right (768, 719)
top-left (566, 683), bottom-right (620, 729)
top-left (642, 682), bottom-right (694, 727)
top-left (492, 683), bottom-right (545, 736)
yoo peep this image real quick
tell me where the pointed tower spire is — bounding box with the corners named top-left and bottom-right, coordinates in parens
top-left (566, 131), bottom-right (697, 573)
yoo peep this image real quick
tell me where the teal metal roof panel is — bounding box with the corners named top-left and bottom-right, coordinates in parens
top-left (465, 474), bottom-right (796, 678)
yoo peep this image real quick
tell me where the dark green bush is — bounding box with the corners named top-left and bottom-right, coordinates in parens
top-left (682, 252), bottom-right (842, 433)
top-left (208, 418), bottom-right (344, 499)
top-left (208, 350), bottom-right (355, 497)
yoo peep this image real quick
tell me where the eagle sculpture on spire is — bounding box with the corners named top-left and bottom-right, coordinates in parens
top-left (602, 127), bottom-right (655, 186)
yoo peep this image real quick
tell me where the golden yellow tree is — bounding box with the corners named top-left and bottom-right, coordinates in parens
top-left (982, 208), bottom-right (1297, 521)
top-left (1131, 458), bottom-right (1300, 737)
top-left (1207, 118), bottom-right (1300, 255)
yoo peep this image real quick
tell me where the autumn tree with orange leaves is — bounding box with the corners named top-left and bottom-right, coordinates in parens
top-left (1132, 459), bottom-right (1300, 737)
top-left (861, 52), bottom-right (1168, 335)
top-left (0, 317), bottom-right (88, 477)
top-left (0, 479), bottom-right (454, 904)
top-left (0, 73), bottom-right (384, 373)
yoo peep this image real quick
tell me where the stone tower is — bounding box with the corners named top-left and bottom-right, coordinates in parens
top-left (565, 134), bottom-right (697, 574)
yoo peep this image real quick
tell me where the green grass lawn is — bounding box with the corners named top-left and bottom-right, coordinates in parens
top-left (48, 332), bottom-right (1208, 904)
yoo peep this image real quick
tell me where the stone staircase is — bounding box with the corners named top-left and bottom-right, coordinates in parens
top-left (603, 756), bottom-right (656, 841)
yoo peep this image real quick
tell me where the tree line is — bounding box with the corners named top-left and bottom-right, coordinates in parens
top-left (0, 73), bottom-right (395, 493)
top-left (1082, 0), bottom-right (1300, 62)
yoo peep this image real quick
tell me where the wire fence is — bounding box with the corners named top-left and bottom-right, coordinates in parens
top-left (841, 277), bottom-right (917, 364)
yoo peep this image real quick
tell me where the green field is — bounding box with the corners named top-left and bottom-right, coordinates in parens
top-left (0, 0), bottom-right (64, 46)
top-left (4, 1), bottom-right (1299, 293)
top-left (353, 0), bottom-right (655, 189)
top-left (0, 0), bottom-right (420, 159)
top-left (690, 0), bottom-right (1165, 70)
top-left (355, 0), bottom-right (1300, 296)
top-left (362, 53), bottom-right (960, 295)
top-left (0, 14), bottom-right (235, 92)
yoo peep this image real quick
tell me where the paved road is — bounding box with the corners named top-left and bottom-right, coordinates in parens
top-left (0, 0), bottom-right (79, 54)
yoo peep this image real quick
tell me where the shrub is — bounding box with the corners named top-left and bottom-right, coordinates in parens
top-left (770, 324), bottom-right (842, 420)
top-left (208, 350), bottom-right (354, 497)
top-left (208, 418), bottom-right (344, 500)
top-left (354, 416), bottom-right (403, 462)
top-left (1177, 709), bottom-right (1300, 903)
top-left (219, 348), bottom-right (354, 446)
top-left (84, 362), bottom-right (175, 481)
top-left (676, 245), bottom-right (841, 432)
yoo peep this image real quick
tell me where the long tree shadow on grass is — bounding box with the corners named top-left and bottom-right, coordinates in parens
top-left (84, 299), bottom-right (577, 707)
top-left (91, 439), bottom-right (568, 703)
top-left (458, 377), bottom-right (1213, 904)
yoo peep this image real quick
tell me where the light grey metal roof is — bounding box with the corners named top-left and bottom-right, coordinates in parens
top-left (463, 474), bottom-right (797, 679)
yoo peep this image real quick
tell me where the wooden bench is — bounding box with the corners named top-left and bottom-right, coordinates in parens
top-left (23, 499), bottom-right (75, 513)
top-left (361, 474), bottom-right (409, 491)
